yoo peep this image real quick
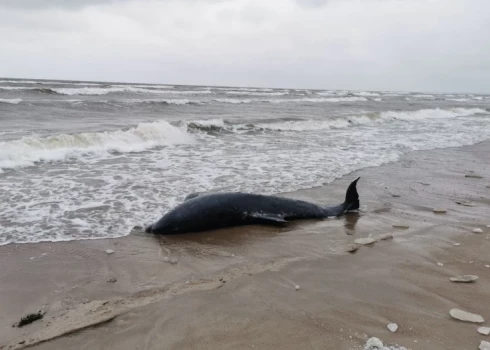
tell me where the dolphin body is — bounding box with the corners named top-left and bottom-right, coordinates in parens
top-left (146, 177), bottom-right (360, 235)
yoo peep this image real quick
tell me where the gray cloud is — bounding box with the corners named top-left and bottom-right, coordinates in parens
top-left (0, 0), bottom-right (127, 9)
top-left (0, 0), bottom-right (489, 93)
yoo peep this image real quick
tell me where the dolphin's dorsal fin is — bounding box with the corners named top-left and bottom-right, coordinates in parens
top-left (248, 212), bottom-right (288, 224)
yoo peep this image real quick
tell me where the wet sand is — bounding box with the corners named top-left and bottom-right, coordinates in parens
top-left (1, 141), bottom-right (489, 350)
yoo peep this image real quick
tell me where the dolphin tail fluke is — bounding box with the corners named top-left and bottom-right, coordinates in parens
top-left (344, 177), bottom-right (360, 211)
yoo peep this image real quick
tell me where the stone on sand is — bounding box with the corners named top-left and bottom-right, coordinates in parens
top-left (473, 228), bottom-right (483, 233)
top-left (392, 223), bottom-right (409, 229)
top-left (355, 237), bottom-right (376, 245)
top-left (387, 322), bottom-right (398, 332)
top-left (480, 340), bottom-right (490, 350)
top-left (449, 275), bottom-right (478, 283)
top-left (450, 308), bottom-right (484, 323)
top-left (453, 243), bottom-right (461, 246)
top-left (433, 208), bottom-right (447, 213)
top-left (105, 249), bottom-right (115, 254)
top-left (478, 327), bottom-right (490, 336)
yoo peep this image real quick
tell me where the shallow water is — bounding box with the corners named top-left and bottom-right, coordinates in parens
top-left (1, 78), bottom-right (489, 244)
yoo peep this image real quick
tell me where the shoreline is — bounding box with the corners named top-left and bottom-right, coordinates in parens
top-left (1, 141), bottom-right (489, 349)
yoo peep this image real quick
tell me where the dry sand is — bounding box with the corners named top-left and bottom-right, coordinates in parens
top-left (1, 141), bottom-right (489, 350)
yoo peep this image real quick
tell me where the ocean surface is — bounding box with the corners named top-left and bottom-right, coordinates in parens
top-left (0, 78), bottom-right (489, 245)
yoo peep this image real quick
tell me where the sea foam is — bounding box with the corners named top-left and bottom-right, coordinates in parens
top-left (0, 121), bottom-right (194, 170)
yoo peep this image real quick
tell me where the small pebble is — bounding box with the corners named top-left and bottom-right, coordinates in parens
top-left (485, 265), bottom-right (490, 268)
top-left (169, 258), bottom-right (178, 264)
top-left (480, 340), bottom-right (490, 350)
top-left (437, 262), bottom-right (444, 266)
top-left (105, 249), bottom-right (115, 254)
top-left (449, 275), bottom-right (478, 283)
top-left (455, 200), bottom-right (476, 207)
top-left (387, 322), bottom-right (398, 332)
top-left (433, 208), bottom-right (447, 213)
top-left (453, 243), bottom-right (461, 246)
top-left (473, 228), bottom-right (483, 233)
top-left (295, 285), bottom-right (300, 290)
top-left (346, 244), bottom-right (359, 253)
top-left (478, 327), bottom-right (490, 335)
top-left (378, 233), bottom-right (393, 241)
top-left (465, 173), bottom-right (483, 178)
top-left (107, 278), bottom-right (117, 283)
top-left (163, 257), bottom-right (170, 262)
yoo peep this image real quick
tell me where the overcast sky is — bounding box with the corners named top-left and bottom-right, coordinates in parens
top-left (0, 0), bottom-right (489, 92)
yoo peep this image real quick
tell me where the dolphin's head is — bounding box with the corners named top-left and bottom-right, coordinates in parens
top-left (146, 208), bottom-right (199, 234)
top-left (146, 218), bottom-right (181, 234)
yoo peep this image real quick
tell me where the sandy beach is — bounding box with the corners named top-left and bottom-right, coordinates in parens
top-left (1, 141), bottom-right (489, 350)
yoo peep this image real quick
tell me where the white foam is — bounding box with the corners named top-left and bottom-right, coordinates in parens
top-left (214, 87), bottom-right (274, 92)
top-left (0, 98), bottom-right (22, 104)
top-left (447, 98), bottom-right (470, 102)
top-left (271, 97), bottom-right (368, 103)
top-left (0, 86), bottom-right (27, 90)
top-left (353, 91), bottom-right (381, 97)
top-left (0, 86), bottom-right (209, 96)
top-left (379, 107), bottom-right (486, 121)
top-left (123, 98), bottom-right (196, 105)
top-left (0, 80), bottom-right (102, 86)
top-left (113, 84), bottom-right (174, 89)
top-left (254, 108), bottom-right (486, 131)
top-left (412, 94), bottom-right (435, 99)
top-left (0, 80), bottom-right (40, 84)
top-left (225, 91), bottom-right (288, 96)
top-left (212, 98), bottom-right (253, 104)
top-left (0, 121), bottom-right (194, 170)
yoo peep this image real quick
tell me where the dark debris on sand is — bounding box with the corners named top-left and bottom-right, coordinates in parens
top-left (13, 310), bottom-right (46, 328)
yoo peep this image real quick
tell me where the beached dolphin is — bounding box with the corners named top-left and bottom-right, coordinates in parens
top-left (145, 177), bottom-right (360, 235)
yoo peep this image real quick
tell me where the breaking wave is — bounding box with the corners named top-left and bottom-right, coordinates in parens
top-left (0, 86), bottom-right (208, 96)
top-left (0, 121), bottom-right (194, 170)
top-left (0, 98), bottom-right (22, 104)
top-left (272, 97), bottom-right (369, 103)
top-left (184, 108), bottom-right (488, 134)
top-left (224, 91), bottom-right (289, 96)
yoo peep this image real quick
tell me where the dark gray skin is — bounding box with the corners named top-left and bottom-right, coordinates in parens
top-left (146, 177), bottom-right (360, 235)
